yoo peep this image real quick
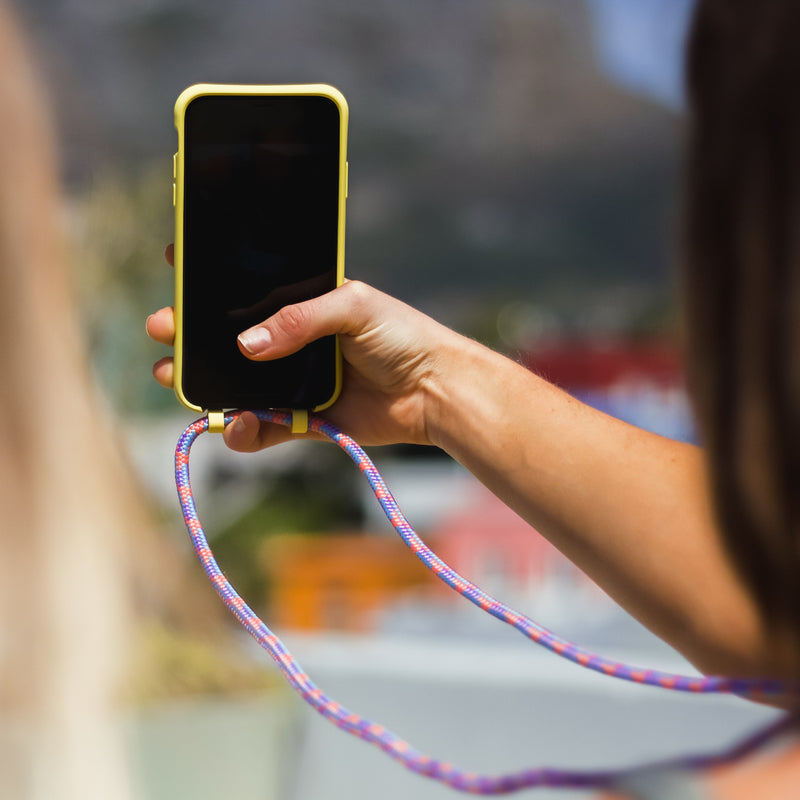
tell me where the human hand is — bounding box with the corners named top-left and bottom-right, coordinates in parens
top-left (146, 245), bottom-right (470, 453)
top-left (145, 244), bottom-right (178, 392)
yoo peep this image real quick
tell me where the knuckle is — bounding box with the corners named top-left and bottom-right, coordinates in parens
top-left (341, 279), bottom-right (370, 314)
top-left (343, 279), bottom-right (367, 301)
top-left (274, 302), bottom-right (311, 341)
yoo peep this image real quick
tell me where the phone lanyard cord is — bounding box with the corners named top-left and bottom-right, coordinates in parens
top-left (175, 410), bottom-right (797, 794)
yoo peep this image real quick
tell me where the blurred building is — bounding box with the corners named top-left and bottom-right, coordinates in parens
top-left (435, 487), bottom-right (559, 590)
top-left (523, 337), bottom-right (681, 389)
top-left (524, 338), bottom-right (695, 442)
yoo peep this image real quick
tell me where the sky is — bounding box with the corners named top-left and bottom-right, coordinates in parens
top-left (587, 0), bottom-right (696, 110)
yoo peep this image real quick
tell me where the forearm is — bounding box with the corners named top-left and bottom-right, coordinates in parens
top-left (424, 335), bottom-right (773, 677)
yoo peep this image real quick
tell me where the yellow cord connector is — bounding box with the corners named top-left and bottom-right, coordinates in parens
top-left (291, 409), bottom-right (309, 434)
top-left (207, 410), bottom-right (225, 434)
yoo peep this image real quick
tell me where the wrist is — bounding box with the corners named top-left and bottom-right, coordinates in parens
top-left (421, 334), bottom-right (516, 455)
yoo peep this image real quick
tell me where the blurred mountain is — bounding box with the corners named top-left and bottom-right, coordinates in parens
top-left (15, 0), bottom-right (682, 326)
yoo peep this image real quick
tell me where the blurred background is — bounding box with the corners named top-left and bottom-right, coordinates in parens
top-left (10, 0), bottom-right (780, 798)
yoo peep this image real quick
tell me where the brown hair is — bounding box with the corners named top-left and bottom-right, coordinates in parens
top-left (683, 0), bottom-right (800, 650)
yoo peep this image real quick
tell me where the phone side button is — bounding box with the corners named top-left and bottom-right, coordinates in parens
top-left (345, 161), bottom-right (349, 198)
top-left (173, 182), bottom-right (176, 207)
top-left (173, 153), bottom-right (178, 179)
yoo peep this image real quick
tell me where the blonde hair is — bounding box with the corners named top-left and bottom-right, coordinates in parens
top-left (0, 4), bottom-right (139, 796)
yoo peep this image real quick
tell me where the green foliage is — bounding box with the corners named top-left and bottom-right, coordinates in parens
top-left (209, 461), bottom-right (364, 606)
top-left (126, 622), bottom-right (285, 705)
top-left (67, 163), bottom-right (175, 414)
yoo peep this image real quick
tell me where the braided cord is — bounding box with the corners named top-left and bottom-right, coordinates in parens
top-left (175, 410), bottom-right (795, 794)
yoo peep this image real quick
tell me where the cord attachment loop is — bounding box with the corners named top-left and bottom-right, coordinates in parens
top-left (207, 410), bottom-right (225, 434)
top-left (291, 408), bottom-right (309, 434)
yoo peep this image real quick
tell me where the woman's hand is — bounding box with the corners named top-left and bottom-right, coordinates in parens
top-left (145, 244), bottom-right (177, 393)
top-left (231, 278), bottom-right (474, 450)
top-left (145, 246), bottom-right (475, 453)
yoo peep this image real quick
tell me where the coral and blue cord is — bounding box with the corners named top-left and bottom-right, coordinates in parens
top-left (175, 410), bottom-right (796, 794)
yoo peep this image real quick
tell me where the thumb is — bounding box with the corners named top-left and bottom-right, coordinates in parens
top-left (236, 280), bottom-right (369, 361)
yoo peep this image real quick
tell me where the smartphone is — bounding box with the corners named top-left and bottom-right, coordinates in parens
top-left (172, 83), bottom-right (347, 413)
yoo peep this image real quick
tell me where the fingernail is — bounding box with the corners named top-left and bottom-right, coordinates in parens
top-left (238, 327), bottom-right (271, 355)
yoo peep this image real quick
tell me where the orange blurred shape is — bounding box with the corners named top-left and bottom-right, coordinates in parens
top-left (261, 533), bottom-right (434, 632)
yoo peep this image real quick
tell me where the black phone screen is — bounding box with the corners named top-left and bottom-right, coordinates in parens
top-left (180, 93), bottom-right (342, 410)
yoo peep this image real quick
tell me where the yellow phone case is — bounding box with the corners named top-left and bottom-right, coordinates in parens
top-left (172, 83), bottom-right (348, 414)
